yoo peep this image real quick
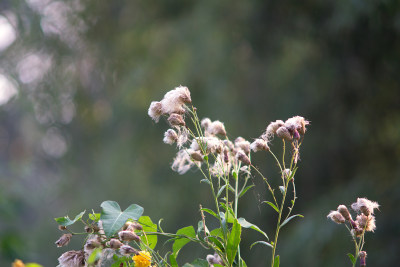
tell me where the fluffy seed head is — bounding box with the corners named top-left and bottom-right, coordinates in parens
top-left (351, 198), bottom-right (379, 216)
top-left (276, 126), bottom-right (293, 141)
top-left (163, 129), bottom-right (178, 145)
top-left (201, 118), bottom-right (211, 129)
top-left (235, 137), bottom-right (250, 154)
top-left (356, 214), bottom-right (376, 232)
top-left (189, 149), bottom-right (203, 162)
top-left (208, 120), bottom-right (227, 136)
top-left (264, 120), bottom-right (285, 140)
top-left (172, 149), bottom-right (201, 174)
top-left (148, 101), bottom-right (163, 122)
top-left (327, 211), bottom-right (345, 224)
top-left (160, 86), bottom-right (191, 115)
top-left (55, 233), bottom-right (72, 247)
top-left (250, 139), bottom-right (270, 152)
top-left (58, 250), bottom-right (85, 267)
top-left (285, 116), bottom-right (310, 135)
top-left (337, 205), bottom-right (352, 221)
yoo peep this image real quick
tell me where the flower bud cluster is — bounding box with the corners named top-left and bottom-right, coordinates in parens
top-left (260, 116), bottom-right (309, 143)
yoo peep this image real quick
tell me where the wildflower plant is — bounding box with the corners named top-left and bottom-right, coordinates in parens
top-left (149, 86), bottom-right (310, 266)
top-left (327, 198), bottom-right (379, 267)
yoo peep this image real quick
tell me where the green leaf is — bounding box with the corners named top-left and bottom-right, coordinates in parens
top-left (226, 218), bottom-right (241, 266)
top-left (263, 201), bottom-right (279, 213)
top-left (172, 226), bottom-right (196, 258)
top-left (138, 216), bottom-right (158, 250)
top-left (26, 264), bottom-right (44, 267)
top-left (232, 171), bottom-right (238, 180)
top-left (207, 236), bottom-right (224, 252)
top-left (273, 255), bottom-right (280, 267)
top-left (201, 208), bottom-right (218, 219)
top-left (87, 248), bottom-right (102, 264)
top-left (200, 179), bottom-right (211, 185)
top-left (210, 227), bottom-right (224, 238)
top-left (100, 201), bottom-right (144, 237)
top-left (239, 185), bottom-right (255, 198)
top-left (170, 255), bottom-right (178, 267)
top-left (54, 211), bottom-right (85, 226)
top-left (347, 253), bottom-right (356, 264)
top-left (250, 241), bottom-right (273, 249)
top-left (240, 258), bottom-right (248, 267)
top-left (182, 258), bottom-right (209, 267)
top-left (219, 203), bottom-right (235, 223)
top-left (197, 220), bottom-right (209, 237)
top-left (280, 214), bottom-right (304, 228)
top-left (237, 217), bottom-right (268, 240)
top-left (89, 213), bottom-right (100, 222)
top-left (217, 185), bottom-right (227, 198)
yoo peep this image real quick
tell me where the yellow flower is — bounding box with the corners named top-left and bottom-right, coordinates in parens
top-left (12, 259), bottom-right (25, 267)
top-left (132, 251), bottom-right (151, 267)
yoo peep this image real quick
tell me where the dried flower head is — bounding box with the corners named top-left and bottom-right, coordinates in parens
top-left (172, 149), bottom-right (201, 174)
top-left (55, 233), bottom-right (72, 247)
top-left (168, 113), bottom-right (186, 127)
top-left (264, 120), bottom-right (285, 140)
top-left (285, 116), bottom-right (310, 135)
top-left (58, 250), bottom-right (85, 267)
top-left (327, 210), bottom-right (345, 224)
top-left (148, 101), bottom-right (163, 122)
top-left (119, 245), bottom-right (139, 256)
top-left (235, 137), bottom-right (250, 154)
top-left (163, 129), bottom-right (178, 145)
top-left (236, 150), bottom-right (251, 165)
top-left (351, 198), bottom-right (379, 216)
top-left (250, 139), bottom-right (270, 152)
top-left (359, 251), bottom-right (367, 267)
top-left (276, 126), bottom-right (293, 141)
top-left (107, 238), bottom-right (123, 249)
top-left (188, 149), bottom-right (204, 162)
top-left (206, 253), bottom-right (225, 266)
top-left (58, 225), bottom-right (67, 231)
top-left (201, 117), bottom-right (211, 129)
top-left (176, 127), bottom-right (189, 148)
top-left (118, 230), bottom-right (140, 242)
top-left (160, 86), bottom-right (191, 114)
top-left (356, 214), bottom-right (376, 232)
top-left (207, 120), bottom-right (226, 136)
top-left (132, 250), bottom-right (152, 267)
top-left (125, 221), bottom-right (143, 232)
top-left (337, 205), bottom-right (352, 221)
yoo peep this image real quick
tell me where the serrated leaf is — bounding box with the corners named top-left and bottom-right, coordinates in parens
top-left (237, 217), bottom-right (268, 240)
top-left (280, 214), bottom-right (304, 228)
top-left (172, 226), bottom-right (196, 258)
top-left (250, 241), bottom-right (273, 249)
top-left (273, 255), bottom-right (280, 267)
top-left (347, 253), bottom-right (356, 264)
top-left (138, 216), bottom-right (157, 250)
top-left (226, 218), bottom-right (241, 266)
top-left (239, 185), bottom-right (255, 198)
top-left (55, 211), bottom-right (85, 227)
top-left (263, 201), bottom-right (279, 213)
top-left (100, 201), bottom-right (144, 237)
top-left (182, 258), bottom-right (209, 267)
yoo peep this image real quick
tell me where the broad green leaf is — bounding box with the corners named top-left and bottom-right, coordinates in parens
top-left (273, 255), bottom-right (280, 267)
top-left (100, 201), bottom-right (144, 237)
top-left (347, 253), bottom-right (356, 264)
top-left (172, 226), bottom-right (196, 257)
top-left (182, 258), bottom-right (209, 267)
top-left (138, 216), bottom-right (157, 250)
top-left (226, 218), bottom-right (241, 266)
top-left (87, 248), bottom-right (102, 264)
top-left (237, 217), bottom-right (268, 240)
top-left (89, 213), bottom-right (100, 222)
top-left (280, 214), bottom-right (304, 228)
top-left (210, 227), bottom-right (224, 238)
top-left (263, 201), bottom-right (279, 213)
top-left (55, 211), bottom-right (85, 226)
top-left (207, 236), bottom-right (224, 252)
top-left (26, 264), bottom-right (43, 267)
top-left (170, 255), bottom-right (178, 267)
top-left (250, 241), bottom-right (273, 249)
top-left (201, 208), bottom-right (218, 219)
top-left (239, 185), bottom-right (255, 198)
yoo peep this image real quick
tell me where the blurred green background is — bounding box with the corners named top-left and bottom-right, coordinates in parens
top-left (0, 0), bottom-right (399, 266)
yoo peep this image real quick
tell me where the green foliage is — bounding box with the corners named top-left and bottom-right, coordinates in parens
top-left (347, 253), bottom-right (356, 265)
top-left (172, 226), bottom-right (196, 258)
top-left (237, 218), bottom-right (268, 240)
top-left (273, 255), bottom-right (280, 267)
top-left (182, 258), bottom-right (209, 267)
top-left (138, 216), bottom-right (158, 250)
top-left (226, 218), bottom-right (241, 266)
top-left (280, 215), bottom-right (304, 228)
top-left (100, 201), bottom-right (144, 237)
top-left (54, 211), bottom-right (86, 226)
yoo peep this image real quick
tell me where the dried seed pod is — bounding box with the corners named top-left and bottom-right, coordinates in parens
top-left (107, 238), bottom-right (123, 249)
top-left (337, 205), bottom-right (352, 221)
top-left (359, 251), bottom-right (367, 267)
top-left (236, 151), bottom-right (251, 165)
top-left (168, 113), bottom-right (186, 127)
top-left (119, 245), bottom-right (139, 256)
top-left (58, 225), bottom-right (67, 231)
top-left (118, 230), bottom-right (141, 242)
top-left (276, 126), bottom-right (293, 141)
top-left (55, 233), bottom-right (72, 247)
top-left (327, 211), bottom-right (345, 224)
